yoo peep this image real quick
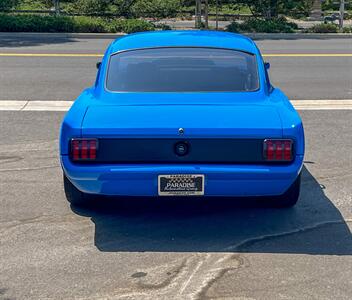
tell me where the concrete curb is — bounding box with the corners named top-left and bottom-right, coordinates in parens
top-left (0, 32), bottom-right (351, 40)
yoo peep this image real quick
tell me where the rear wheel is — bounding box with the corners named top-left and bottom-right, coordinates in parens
top-left (63, 173), bottom-right (92, 207)
top-left (269, 173), bottom-right (301, 208)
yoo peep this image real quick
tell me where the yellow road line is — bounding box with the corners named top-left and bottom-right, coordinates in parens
top-left (263, 53), bottom-right (352, 57)
top-left (0, 53), bottom-right (352, 58)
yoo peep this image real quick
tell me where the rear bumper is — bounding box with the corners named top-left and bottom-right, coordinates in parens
top-left (61, 155), bottom-right (304, 197)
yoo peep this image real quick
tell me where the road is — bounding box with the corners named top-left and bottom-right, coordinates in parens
top-left (0, 33), bottom-right (352, 299)
top-left (0, 33), bottom-right (351, 100)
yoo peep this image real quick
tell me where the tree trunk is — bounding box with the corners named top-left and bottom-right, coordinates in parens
top-left (204, 0), bottom-right (209, 29)
top-left (195, 0), bottom-right (202, 29)
top-left (53, 0), bottom-right (60, 15)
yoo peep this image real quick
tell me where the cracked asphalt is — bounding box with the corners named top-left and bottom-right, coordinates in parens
top-left (0, 110), bottom-right (351, 299)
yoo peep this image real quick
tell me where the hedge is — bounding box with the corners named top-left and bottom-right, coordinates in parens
top-left (0, 14), bottom-right (156, 33)
top-left (227, 17), bottom-right (298, 33)
top-left (307, 23), bottom-right (339, 33)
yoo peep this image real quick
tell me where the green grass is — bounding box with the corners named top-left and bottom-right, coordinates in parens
top-left (15, 0), bottom-right (51, 10)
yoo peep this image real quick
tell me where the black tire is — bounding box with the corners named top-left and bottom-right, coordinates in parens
top-left (63, 173), bottom-right (92, 207)
top-left (269, 173), bottom-right (301, 208)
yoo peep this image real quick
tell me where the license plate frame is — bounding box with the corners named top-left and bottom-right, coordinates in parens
top-left (158, 174), bottom-right (205, 196)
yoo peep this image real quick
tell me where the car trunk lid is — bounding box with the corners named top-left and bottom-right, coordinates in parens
top-left (81, 104), bottom-right (282, 138)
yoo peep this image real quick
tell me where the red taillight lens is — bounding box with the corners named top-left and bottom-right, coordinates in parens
top-left (71, 139), bottom-right (98, 161)
top-left (264, 139), bottom-right (293, 162)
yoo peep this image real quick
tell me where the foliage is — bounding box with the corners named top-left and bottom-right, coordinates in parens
top-left (71, 0), bottom-right (110, 15)
top-left (322, 0), bottom-right (339, 11)
top-left (307, 23), bottom-right (339, 33)
top-left (155, 23), bottom-right (172, 30)
top-left (130, 0), bottom-right (181, 19)
top-left (342, 26), bottom-right (352, 33)
top-left (233, 0), bottom-right (314, 18)
top-left (0, 13), bottom-right (156, 33)
top-left (1, 0), bottom-right (324, 19)
top-left (227, 17), bottom-right (298, 33)
top-left (0, 0), bottom-right (19, 11)
top-left (110, 18), bottom-right (155, 33)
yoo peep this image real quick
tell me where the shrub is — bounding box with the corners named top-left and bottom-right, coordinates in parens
top-left (226, 22), bottom-right (242, 33)
top-left (0, 14), bottom-right (156, 33)
top-left (227, 17), bottom-right (298, 33)
top-left (342, 26), bottom-right (352, 33)
top-left (0, 14), bottom-right (74, 32)
top-left (155, 23), bottom-right (172, 31)
top-left (308, 23), bottom-right (339, 33)
top-left (0, 0), bottom-right (19, 11)
top-left (110, 19), bottom-right (155, 34)
top-left (72, 16), bottom-right (107, 33)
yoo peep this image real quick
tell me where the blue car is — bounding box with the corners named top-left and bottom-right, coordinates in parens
top-left (60, 31), bottom-right (305, 208)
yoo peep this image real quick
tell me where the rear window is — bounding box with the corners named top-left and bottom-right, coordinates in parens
top-left (106, 47), bottom-right (259, 93)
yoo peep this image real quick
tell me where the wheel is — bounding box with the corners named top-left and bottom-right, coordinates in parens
top-left (63, 173), bottom-right (92, 207)
top-left (269, 173), bottom-right (301, 208)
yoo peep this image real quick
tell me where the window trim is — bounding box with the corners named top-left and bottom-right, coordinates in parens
top-left (104, 46), bottom-right (261, 94)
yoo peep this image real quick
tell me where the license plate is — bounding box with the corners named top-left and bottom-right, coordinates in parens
top-left (158, 174), bottom-right (204, 196)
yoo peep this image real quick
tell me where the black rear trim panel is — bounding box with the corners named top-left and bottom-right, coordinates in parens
top-left (86, 138), bottom-right (271, 164)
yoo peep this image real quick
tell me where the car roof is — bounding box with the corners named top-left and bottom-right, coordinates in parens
top-left (108, 30), bottom-right (259, 55)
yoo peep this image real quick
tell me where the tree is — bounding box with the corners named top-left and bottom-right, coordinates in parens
top-left (130, 0), bottom-right (181, 19)
top-left (233, 0), bottom-right (313, 19)
top-left (0, 0), bottom-right (19, 11)
top-left (73, 0), bottom-right (110, 15)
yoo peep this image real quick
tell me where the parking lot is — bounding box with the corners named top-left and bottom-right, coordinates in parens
top-left (0, 33), bottom-right (352, 299)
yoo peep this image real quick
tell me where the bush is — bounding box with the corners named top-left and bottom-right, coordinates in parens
top-left (155, 23), bottom-right (172, 31)
top-left (308, 23), bottom-right (339, 33)
top-left (227, 17), bottom-right (298, 33)
top-left (0, 14), bottom-right (74, 32)
top-left (0, 0), bottom-right (19, 11)
top-left (110, 19), bottom-right (155, 34)
top-left (342, 26), bottom-right (352, 33)
top-left (73, 16), bottom-right (108, 33)
top-left (0, 14), bottom-right (156, 33)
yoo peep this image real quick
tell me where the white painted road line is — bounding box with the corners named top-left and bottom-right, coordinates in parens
top-left (1, 100), bottom-right (352, 111)
top-left (0, 100), bottom-right (28, 110)
top-left (291, 100), bottom-right (352, 110)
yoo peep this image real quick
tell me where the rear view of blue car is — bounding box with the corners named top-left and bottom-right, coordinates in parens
top-left (60, 31), bottom-right (305, 207)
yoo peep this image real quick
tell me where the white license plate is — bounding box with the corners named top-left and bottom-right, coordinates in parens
top-left (158, 174), bottom-right (204, 196)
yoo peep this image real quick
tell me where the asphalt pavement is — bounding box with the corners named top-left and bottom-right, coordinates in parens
top-left (0, 33), bottom-right (351, 100)
top-left (0, 110), bottom-right (351, 299)
top-left (0, 33), bottom-right (352, 299)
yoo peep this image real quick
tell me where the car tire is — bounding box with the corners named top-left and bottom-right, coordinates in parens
top-left (269, 173), bottom-right (301, 208)
top-left (63, 173), bottom-right (92, 207)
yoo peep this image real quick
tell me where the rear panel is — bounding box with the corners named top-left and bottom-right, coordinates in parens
top-left (70, 138), bottom-right (295, 164)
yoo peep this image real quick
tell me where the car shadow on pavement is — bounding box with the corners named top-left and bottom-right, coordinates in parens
top-left (72, 166), bottom-right (352, 255)
top-left (0, 34), bottom-right (77, 48)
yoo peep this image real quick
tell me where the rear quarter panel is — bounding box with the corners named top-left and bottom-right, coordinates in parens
top-left (268, 88), bottom-right (305, 155)
top-left (60, 89), bottom-right (95, 155)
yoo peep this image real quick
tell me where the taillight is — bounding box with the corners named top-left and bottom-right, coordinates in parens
top-left (263, 139), bottom-right (293, 162)
top-left (71, 139), bottom-right (98, 161)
